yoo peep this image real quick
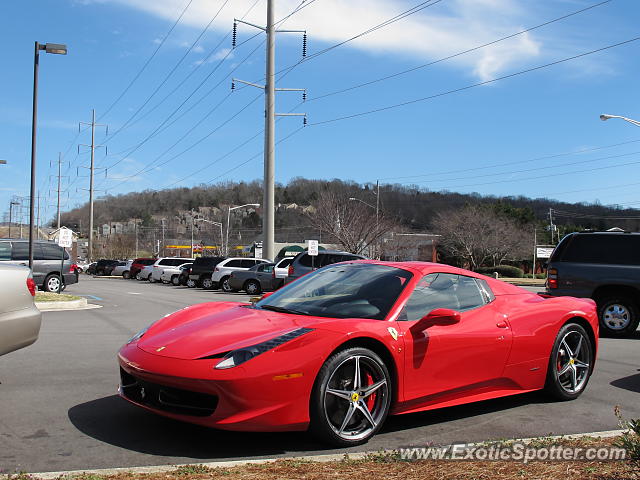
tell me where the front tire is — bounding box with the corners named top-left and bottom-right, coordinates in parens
top-left (544, 323), bottom-right (593, 401)
top-left (122, 271), bottom-right (131, 279)
top-left (201, 277), bottom-right (214, 289)
top-left (309, 347), bottom-right (391, 446)
top-left (44, 274), bottom-right (63, 293)
top-left (597, 296), bottom-right (639, 337)
top-left (171, 275), bottom-right (180, 286)
top-left (186, 278), bottom-right (197, 288)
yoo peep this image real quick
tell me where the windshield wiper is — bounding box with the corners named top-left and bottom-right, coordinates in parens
top-left (260, 305), bottom-right (310, 316)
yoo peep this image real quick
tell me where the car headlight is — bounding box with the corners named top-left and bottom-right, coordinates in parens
top-left (127, 326), bottom-right (150, 344)
top-left (215, 327), bottom-right (314, 369)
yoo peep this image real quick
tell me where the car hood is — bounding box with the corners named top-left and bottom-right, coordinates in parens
top-left (137, 304), bottom-right (318, 360)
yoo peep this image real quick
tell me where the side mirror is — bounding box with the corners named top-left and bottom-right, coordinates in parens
top-left (411, 308), bottom-right (461, 332)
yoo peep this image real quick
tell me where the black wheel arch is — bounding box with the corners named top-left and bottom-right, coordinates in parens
top-left (592, 285), bottom-right (640, 304)
top-left (317, 336), bottom-right (399, 403)
top-left (561, 316), bottom-right (597, 368)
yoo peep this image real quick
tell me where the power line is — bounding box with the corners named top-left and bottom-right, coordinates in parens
top-left (310, 36), bottom-right (640, 126)
top-left (308, 0), bottom-right (613, 102)
top-left (99, 0), bottom-right (194, 121)
top-left (103, 0), bottom-right (232, 144)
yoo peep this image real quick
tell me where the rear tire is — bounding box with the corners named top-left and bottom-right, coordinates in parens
top-left (220, 276), bottom-right (235, 293)
top-left (44, 274), bottom-right (63, 293)
top-left (244, 280), bottom-right (261, 295)
top-left (597, 296), bottom-right (639, 337)
top-left (201, 277), bottom-right (214, 289)
top-left (544, 323), bottom-right (593, 401)
top-left (186, 278), bottom-right (197, 288)
top-left (122, 271), bottom-right (130, 279)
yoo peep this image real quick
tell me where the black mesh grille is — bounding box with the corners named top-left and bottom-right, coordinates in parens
top-left (120, 368), bottom-right (218, 417)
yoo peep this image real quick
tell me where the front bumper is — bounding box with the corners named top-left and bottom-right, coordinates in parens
top-left (117, 343), bottom-right (317, 432)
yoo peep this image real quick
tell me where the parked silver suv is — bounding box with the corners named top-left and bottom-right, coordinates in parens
top-left (210, 257), bottom-right (269, 292)
top-left (0, 239), bottom-right (78, 293)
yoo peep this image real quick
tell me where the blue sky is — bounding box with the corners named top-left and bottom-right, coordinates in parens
top-left (1, 0), bottom-right (639, 224)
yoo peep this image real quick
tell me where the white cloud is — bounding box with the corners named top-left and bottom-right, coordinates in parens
top-left (86, 0), bottom-right (609, 81)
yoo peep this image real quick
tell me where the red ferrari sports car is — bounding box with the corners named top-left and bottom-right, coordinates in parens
top-left (118, 261), bottom-right (598, 446)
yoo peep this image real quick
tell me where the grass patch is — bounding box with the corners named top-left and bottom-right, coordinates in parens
top-left (35, 292), bottom-right (81, 302)
top-left (7, 436), bottom-right (637, 480)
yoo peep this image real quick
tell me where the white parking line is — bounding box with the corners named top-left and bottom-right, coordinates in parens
top-left (127, 292), bottom-right (142, 295)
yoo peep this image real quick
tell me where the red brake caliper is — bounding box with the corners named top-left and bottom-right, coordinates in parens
top-left (365, 372), bottom-right (375, 410)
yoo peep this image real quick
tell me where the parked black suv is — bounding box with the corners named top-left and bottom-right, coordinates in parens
top-left (187, 256), bottom-right (225, 288)
top-left (546, 231), bottom-right (640, 336)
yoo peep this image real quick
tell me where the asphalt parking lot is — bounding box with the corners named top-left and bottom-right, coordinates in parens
top-left (1, 276), bottom-right (639, 474)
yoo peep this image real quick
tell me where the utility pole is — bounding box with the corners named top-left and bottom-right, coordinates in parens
top-left (8, 201), bottom-right (19, 238)
top-left (161, 218), bottom-right (166, 257)
top-left (134, 222), bottom-right (138, 258)
top-left (54, 152), bottom-right (65, 229)
top-left (232, 1), bottom-right (307, 260)
top-left (79, 109), bottom-right (107, 262)
top-left (375, 180), bottom-right (380, 259)
top-left (549, 208), bottom-right (555, 244)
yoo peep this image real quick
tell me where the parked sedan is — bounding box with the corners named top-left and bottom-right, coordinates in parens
top-left (0, 264), bottom-right (42, 356)
top-left (160, 263), bottom-right (193, 285)
top-left (112, 260), bottom-right (133, 278)
top-left (228, 262), bottom-right (277, 294)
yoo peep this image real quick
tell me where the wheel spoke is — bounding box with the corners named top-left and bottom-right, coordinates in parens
top-left (361, 379), bottom-right (386, 398)
top-left (338, 403), bottom-right (356, 434)
top-left (561, 340), bottom-right (574, 358)
top-left (356, 401), bottom-right (377, 428)
top-left (570, 365), bottom-right (578, 391)
top-left (326, 388), bottom-right (352, 401)
top-left (353, 356), bottom-right (361, 390)
top-left (558, 362), bottom-right (572, 376)
top-left (574, 360), bottom-right (589, 369)
top-left (574, 336), bottom-right (583, 357)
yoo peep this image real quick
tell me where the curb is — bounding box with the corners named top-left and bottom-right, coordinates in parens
top-left (35, 298), bottom-right (87, 311)
top-left (16, 429), bottom-right (626, 479)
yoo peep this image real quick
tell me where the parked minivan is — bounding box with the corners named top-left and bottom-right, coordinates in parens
top-left (0, 239), bottom-right (78, 293)
top-left (546, 231), bottom-right (640, 336)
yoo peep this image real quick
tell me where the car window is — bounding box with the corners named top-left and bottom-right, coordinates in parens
top-left (240, 259), bottom-right (256, 268)
top-left (263, 264), bottom-right (274, 273)
top-left (277, 257), bottom-right (293, 268)
top-left (561, 234), bottom-right (640, 265)
top-left (225, 259), bottom-right (243, 268)
top-left (398, 273), bottom-right (487, 321)
top-left (40, 243), bottom-right (69, 260)
top-left (11, 242), bottom-right (29, 261)
top-left (257, 263), bottom-right (412, 320)
top-left (298, 254), bottom-right (313, 267)
top-left (0, 241), bottom-right (11, 260)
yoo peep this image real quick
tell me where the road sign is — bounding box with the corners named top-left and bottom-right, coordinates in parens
top-left (307, 239), bottom-right (319, 256)
top-left (536, 246), bottom-right (554, 259)
top-left (254, 242), bottom-right (263, 259)
top-left (58, 227), bottom-right (73, 248)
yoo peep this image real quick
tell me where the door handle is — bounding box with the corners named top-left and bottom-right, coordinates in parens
top-left (496, 321), bottom-right (509, 328)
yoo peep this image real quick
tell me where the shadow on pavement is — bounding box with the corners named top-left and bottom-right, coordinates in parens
top-left (69, 391), bottom-right (551, 459)
top-left (68, 395), bottom-right (326, 459)
top-left (610, 371), bottom-right (640, 393)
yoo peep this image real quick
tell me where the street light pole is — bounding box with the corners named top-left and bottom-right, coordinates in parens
top-left (195, 218), bottom-right (224, 256)
top-left (29, 41), bottom-right (67, 269)
top-left (226, 204), bottom-right (260, 257)
top-left (348, 197), bottom-right (379, 258)
top-left (600, 113), bottom-right (640, 127)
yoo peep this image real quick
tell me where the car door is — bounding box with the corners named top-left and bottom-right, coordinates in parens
top-left (394, 272), bottom-right (513, 404)
top-left (256, 263), bottom-right (274, 289)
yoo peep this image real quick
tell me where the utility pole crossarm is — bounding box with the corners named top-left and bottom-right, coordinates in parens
top-left (232, 78), bottom-right (265, 89)
top-left (234, 18), bottom-right (266, 31)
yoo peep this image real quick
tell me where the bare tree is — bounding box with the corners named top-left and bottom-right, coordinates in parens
top-left (433, 205), bottom-right (530, 270)
top-left (306, 190), bottom-right (396, 256)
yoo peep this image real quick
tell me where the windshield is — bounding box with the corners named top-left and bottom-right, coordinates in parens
top-left (256, 263), bottom-right (412, 319)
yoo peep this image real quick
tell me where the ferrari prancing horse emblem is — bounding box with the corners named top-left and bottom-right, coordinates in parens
top-left (387, 327), bottom-right (398, 341)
